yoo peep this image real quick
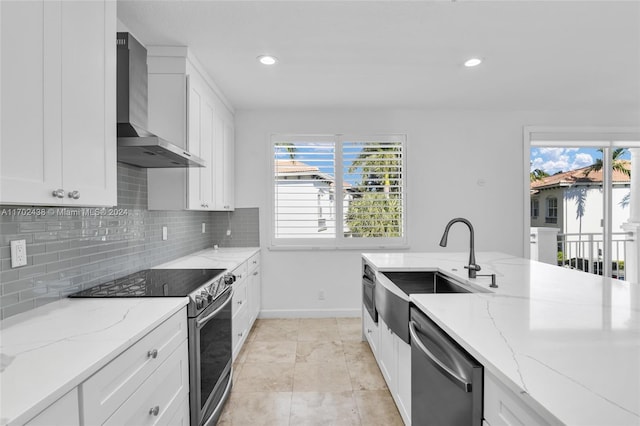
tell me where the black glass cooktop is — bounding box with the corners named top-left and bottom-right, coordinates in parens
top-left (69, 269), bottom-right (226, 297)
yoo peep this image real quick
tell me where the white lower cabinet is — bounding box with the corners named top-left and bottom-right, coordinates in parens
top-left (378, 317), bottom-right (396, 391)
top-left (396, 337), bottom-right (411, 425)
top-left (231, 251), bottom-right (261, 361)
top-left (368, 314), bottom-right (411, 425)
top-left (484, 371), bottom-right (550, 426)
top-left (24, 389), bottom-right (79, 426)
top-left (102, 342), bottom-right (189, 426)
top-left (363, 308), bottom-right (379, 354)
top-left (80, 308), bottom-right (189, 426)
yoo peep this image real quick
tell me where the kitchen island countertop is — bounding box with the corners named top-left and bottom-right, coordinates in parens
top-left (363, 251), bottom-right (640, 426)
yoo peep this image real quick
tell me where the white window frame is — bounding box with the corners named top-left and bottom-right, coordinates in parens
top-left (523, 126), bottom-right (640, 277)
top-left (269, 133), bottom-right (408, 250)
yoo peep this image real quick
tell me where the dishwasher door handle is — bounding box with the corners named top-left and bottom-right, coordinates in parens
top-left (409, 320), bottom-right (472, 393)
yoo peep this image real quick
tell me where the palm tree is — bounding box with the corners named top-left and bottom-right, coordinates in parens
top-left (530, 168), bottom-right (549, 182)
top-left (345, 143), bottom-right (403, 237)
top-left (582, 148), bottom-right (630, 177)
top-left (347, 144), bottom-right (402, 195)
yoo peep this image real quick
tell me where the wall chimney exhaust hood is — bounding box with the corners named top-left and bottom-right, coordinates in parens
top-left (117, 32), bottom-right (205, 168)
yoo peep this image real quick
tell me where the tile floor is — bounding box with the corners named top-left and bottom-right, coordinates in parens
top-left (218, 317), bottom-right (404, 426)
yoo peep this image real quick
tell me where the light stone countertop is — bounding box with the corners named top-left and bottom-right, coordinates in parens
top-left (153, 247), bottom-right (260, 270)
top-left (0, 298), bottom-right (188, 426)
top-left (0, 246), bottom-right (260, 426)
top-left (362, 251), bottom-right (640, 426)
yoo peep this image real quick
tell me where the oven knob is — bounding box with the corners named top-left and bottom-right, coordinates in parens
top-left (195, 295), bottom-right (204, 310)
top-left (224, 274), bottom-right (236, 285)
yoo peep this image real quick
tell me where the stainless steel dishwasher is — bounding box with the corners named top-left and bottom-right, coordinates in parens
top-left (409, 307), bottom-right (483, 426)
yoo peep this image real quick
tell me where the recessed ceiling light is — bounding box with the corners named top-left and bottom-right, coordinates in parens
top-left (258, 55), bottom-right (278, 65)
top-left (464, 58), bottom-right (482, 67)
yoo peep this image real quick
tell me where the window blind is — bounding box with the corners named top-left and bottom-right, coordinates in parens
top-left (272, 134), bottom-right (406, 248)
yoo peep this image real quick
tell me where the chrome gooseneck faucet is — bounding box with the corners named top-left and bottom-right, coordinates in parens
top-left (439, 217), bottom-right (481, 279)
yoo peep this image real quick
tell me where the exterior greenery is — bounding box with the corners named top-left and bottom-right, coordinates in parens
top-left (345, 144), bottom-right (403, 238)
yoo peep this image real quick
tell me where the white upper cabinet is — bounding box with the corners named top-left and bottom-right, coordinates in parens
top-left (0, 0), bottom-right (117, 207)
top-left (147, 47), bottom-right (235, 211)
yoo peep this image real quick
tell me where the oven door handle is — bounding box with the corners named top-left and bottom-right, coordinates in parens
top-left (196, 289), bottom-right (234, 329)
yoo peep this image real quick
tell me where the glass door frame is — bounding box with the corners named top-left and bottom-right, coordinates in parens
top-left (523, 126), bottom-right (640, 278)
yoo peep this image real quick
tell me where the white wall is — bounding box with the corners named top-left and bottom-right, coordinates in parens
top-left (235, 108), bottom-right (640, 317)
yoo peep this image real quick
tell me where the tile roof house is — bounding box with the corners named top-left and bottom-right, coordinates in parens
top-left (530, 161), bottom-right (631, 267)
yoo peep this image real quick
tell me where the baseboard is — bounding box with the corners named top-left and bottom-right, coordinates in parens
top-left (258, 308), bottom-right (361, 319)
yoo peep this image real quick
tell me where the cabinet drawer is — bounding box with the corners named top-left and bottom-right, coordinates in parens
top-left (484, 372), bottom-right (549, 426)
top-left (232, 279), bottom-right (247, 318)
top-left (248, 252), bottom-right (260, 271)
top-left (81, 308), bottom-right (187, 426)
top-left (232, 261), bottom-right (248, 282)
top-left (103, 341), bottom-right (189, 426)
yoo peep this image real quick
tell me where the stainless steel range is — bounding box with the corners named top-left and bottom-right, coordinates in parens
top-left (70, 268), bottom-right (235, 426)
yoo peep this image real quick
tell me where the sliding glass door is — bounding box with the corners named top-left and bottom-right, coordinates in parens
top-left (525, 128), bottom-right (640, 280)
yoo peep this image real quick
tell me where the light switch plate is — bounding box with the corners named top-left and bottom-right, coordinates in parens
top-left (10, 239), bottom-right (27, 268)
top-left (202, 223), bottom-right (206, 233)
top-left (162, 226), bottom-right (168, 241)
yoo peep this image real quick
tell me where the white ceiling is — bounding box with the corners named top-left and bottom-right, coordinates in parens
top-left (117, 1), bottom-right (640, 111)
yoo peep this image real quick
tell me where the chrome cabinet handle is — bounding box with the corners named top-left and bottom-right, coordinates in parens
top-left (147, 349), bottom-right (158, 359)
top-left (148, 406), bottom-right (160, 416)
top-left (237, 300), bottom-right (243, 305)
top-left (252, 260), bottom-right (257, 264)
top-left (253, 271), bottom-right (258, 276)
top-left (68, 190), bottom-right (80, 199)
top-left (52, 189), bottom-right (65, 198)
top-left (367, 328), bottom-right (372, 334)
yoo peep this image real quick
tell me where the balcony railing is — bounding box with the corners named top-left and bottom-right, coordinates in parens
top-left (557, 232), bottom-right (631, 280)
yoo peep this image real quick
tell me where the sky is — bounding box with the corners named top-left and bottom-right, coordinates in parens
top-left (530, 147), bottom-right (631, 175)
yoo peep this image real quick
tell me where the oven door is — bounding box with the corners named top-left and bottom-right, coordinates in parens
top-left (362, 270), bottom-right (377, 323)
top-left (189, 288), bottom-right (233, 426)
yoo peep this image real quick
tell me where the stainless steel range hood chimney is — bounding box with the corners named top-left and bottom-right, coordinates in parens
top-left (117, 32), bottom-right (205, 168)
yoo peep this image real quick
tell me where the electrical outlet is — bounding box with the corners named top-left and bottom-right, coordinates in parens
top-left (226, 229), bottom-right (231, 236)
top-left (10, 239), bottom-right (27, 268)
top-left (318, 289), bottom-right (325, 300)
top-left (162, 226), bottom-right (168, 241)
top-left (202, 223), bottom-right (206, 233)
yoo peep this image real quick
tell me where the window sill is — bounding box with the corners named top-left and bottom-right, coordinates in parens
top-left (268, 245), bottom-right (410, 251)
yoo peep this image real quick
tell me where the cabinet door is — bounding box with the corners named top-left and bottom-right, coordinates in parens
top-left (232, 305), bottom-right (248, 361)
top-left (378, 317), bottom-right (396, 394)
top-left (1, 1), bottom-right (62, 205)
top-left (0, 0), bottom-right (115, 206)
top-left (248, 266), bottom-right (261, 326)
top-left (396, 338), bottom-right (412, 425)
top-left (186, 73), bottom-right (204, 210)
top-left (363, 308), bottom-right (379, 355)
top-left (60, 0), bottom-right (116, 206)
top-left (147, 73), bottom-right (188, 211)
top-left (25, 389), bottom-right (79, 426)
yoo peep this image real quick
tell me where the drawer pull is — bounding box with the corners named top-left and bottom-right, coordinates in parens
top-left (253, 271), bottom-right (258, 276)
top-left (149, 406), bottom-right (160, 416)
top-left (147, 349), bottom-right (158, 359)
top-left (252, 260), bottom-right (257, 264)
top-left (237, 300), bottom-right (243, 305)
top-left (367, 329), bottom-right (372, 334)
